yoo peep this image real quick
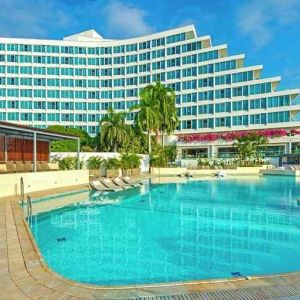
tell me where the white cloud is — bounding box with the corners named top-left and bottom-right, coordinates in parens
top-left (237, 0), bottom-right (300, 48)
top-left (103, 1), bottom-right (154, 38)
top-left (0, 0), bottom-right (73, 38)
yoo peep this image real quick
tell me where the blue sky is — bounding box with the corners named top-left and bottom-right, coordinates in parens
top-left (0, 0), bottom-right (300, 89)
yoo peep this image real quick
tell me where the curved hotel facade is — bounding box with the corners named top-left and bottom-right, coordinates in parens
top-left (0, 25), bottom-right (299, 157)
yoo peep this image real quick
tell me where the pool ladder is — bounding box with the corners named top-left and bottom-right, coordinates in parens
top-left (20, 177), bottom-right (25, 207)
top-left (26, 195), bottom-right (32, 217)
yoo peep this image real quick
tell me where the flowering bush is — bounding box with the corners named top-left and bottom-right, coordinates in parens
top-left (178, 129), bottom-right (291, 143)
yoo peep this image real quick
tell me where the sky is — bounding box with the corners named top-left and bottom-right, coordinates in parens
top-left (0, 0), bottom-right (300, 89)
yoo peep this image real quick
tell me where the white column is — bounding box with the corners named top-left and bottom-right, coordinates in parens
top-left (33, 132), bottom-right (37, 172)
top-left (209, 145), bottom-right (215, 158)
top-left (77, 138), bottom-right (80, 170)
top-left (4, 135), bottom-right (7, 162)
top-left (285, 142), bottom-right (292, 154)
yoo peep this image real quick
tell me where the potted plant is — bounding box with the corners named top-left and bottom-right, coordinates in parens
top-left (103, 158), bottom-right (121, 178)
top-left (58, 157), bottom-right (82, 170)
top-left (87, 156), bottom-right (103, 177)
top-left (120, 153), bottom-right (141, 177)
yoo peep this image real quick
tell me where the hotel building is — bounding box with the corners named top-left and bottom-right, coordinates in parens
top-left (0, 25), bottom-right (299, 158)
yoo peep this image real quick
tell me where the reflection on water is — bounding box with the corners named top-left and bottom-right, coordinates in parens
top-left (30, 176), bottom-right (300, 285)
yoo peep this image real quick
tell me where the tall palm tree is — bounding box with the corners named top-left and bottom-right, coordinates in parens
top-left (154, 82), bottom-right (179, 147)
top-left (134, 85), bottom-right (160, 154)
top-left (249, 133), bottom-right (268, 164)
top-left (99, 108), bottom-right (131, 152)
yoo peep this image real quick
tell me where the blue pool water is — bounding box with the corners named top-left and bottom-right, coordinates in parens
top-left (29, 177), bottom-right (300, 285)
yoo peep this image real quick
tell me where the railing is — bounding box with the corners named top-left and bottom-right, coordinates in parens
top-left (26, 194), bottom-right (32, 217)
top-left (20, 177), bottom-right (25, 207)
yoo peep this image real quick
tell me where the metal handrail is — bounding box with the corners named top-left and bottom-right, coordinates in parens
top-left (20, 177), bottom-right (25, 207)
top-left (26, 194), bottom-right (32, 217)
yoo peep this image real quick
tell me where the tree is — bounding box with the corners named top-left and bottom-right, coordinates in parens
top-left (99, 108), bottom-right (131, 152)
top-left (154, 81), bottom-right (179, 147)
top-left (250, 134), bottom-right (269, 164)
top-left (134, 85), bottom-right (160, 154)
top-left (47, 125), bottom-right (92, 152)
top-left (233, 133), bottom-right (268, 166)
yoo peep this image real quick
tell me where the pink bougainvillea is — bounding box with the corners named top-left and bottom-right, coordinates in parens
top-left (178, 129), bottom-right (292, 143)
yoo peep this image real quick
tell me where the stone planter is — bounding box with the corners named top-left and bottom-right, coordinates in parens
top-left (89, 169), bottom-right (100, 177)
top-left (131, 168), bottom-right (141, 176)
top-left (106, 169), bottom-right (121, 178)
top-left (122, 169), bottom-right (132, 177)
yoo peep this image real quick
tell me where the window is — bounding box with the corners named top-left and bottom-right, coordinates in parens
top-left (233, 115), bottom-right (248, 126)
top-left (232, 71), bottom-right (253, 83)
top-left (215, 117), bottom-right (231, 127)
top-left (139, 41), bottom-right (151, 50)
top-left (198, 91), bottom-right (214, 101)
top-left (167, 58), bottom-right (181, 67)
top-left (232, 100), bottom-right (248, 111)
top-left (198, 77), bottom-right (213, 87)
top-left (198, 50), bottom-right (218, 62)
top-left (250, 113), bottom-right (267, 124)
top-left (167, 46), bottom-right (181, 55)
top-left (182, 41), bottom-right (201, 52)
top-left (198, 64), bottom-right (214, 74)
top-left (215, 102), bottom-right (231, 113)
top-left (152, 38), bottom-right (165, 47)
top-left (215, 60), bottom-right (236, 72)
top-left (215, 88), bottom-right (231, 99)
top-left (198, 118), bottom-right (214, 128)
top-left (182, 80), bottom-right (197, 90)
top-left (268, 111), bottom-right (290, 123)
top-left (215, 74), bottom-right (231, 85)
top-left (198, 104), bottom-right (213, 114)
top-left (182, 67), bottom-right (196, 77)
top-left (166, 33), bottom-right (186, 44)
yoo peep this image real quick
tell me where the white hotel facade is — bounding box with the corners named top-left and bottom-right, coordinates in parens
top-left (0, 25), bottom-right (299, 158)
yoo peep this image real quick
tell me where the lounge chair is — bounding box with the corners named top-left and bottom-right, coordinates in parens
top-left (16, 161), bottom-right (25, 173)
top-left (89, 180), bottom-right (116, 192)
top-left (37, 162), bottom-right (43, 171)
top-left (24, 161), bottom-right (33, 172)
top-left (112, 177), bottom-right (131, 189)
top-left (6, 161), bottom-right (15, 173)
top-left (41, 162), bottom-right (50, 171)
top-left (101, 178), bottom-right (123, 191)
top-left (122, 176), bottom-right (143, 186)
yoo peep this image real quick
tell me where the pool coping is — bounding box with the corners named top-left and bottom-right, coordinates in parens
top-left (2, 183), bottom-right (300, 299)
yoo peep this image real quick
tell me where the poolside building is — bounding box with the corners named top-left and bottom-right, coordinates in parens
top-left (0, 25), bottom-right (299, 157)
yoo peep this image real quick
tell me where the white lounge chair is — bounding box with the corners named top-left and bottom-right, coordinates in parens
top-left (122, 176), bottom-right (142, 187)
top-left (112, 177), bottom-right (131, 189)
top-left (101, 178), bottom-right (123, 191)
top-left (90, 180), bottom-right (117, 192)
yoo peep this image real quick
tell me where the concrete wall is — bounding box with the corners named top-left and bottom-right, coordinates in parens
top-left (50, 152), bottom-right (150, 173)
top-left (151, 166), bottom-right (268, 176)
top-left (260, 169), bottom-right (300, 177)
top-left (0, 170), bottom-right (89, 198)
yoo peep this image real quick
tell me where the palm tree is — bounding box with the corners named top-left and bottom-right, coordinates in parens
top-left (233, 135), bottom-right (256, 166)
top-left (249, 133), bottom-right (268, 164)
top-left (134, 85), bottom-right (160, 154)
top-left (154, 81), bottom-right (179, 147)
top-left (233, 133), bottom-right (269, 166)
top-left (99, 108), bottom-right (131, 152)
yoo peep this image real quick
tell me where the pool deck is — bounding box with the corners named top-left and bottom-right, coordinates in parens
top-left (1, 184), bottom-right (300, 299)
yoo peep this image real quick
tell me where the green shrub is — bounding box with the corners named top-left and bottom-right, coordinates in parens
top-left (149, 155), bottom-right (166, 167)
top-left (103, 158), bottom-right (121, 170)
top-left (120, 153), bottom-right (141, 169)
top-left (58, 157), bottom-right (82, 170)
top-left (87, 156), bottom-right (103, 170)
top-left (48, 125), bottom-right (93, 152)
top-left (81, 145), bottom-right (94, 152)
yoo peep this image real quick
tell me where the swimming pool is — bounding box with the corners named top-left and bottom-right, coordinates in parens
top-left (28, 176), bottom-right (300, 286)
